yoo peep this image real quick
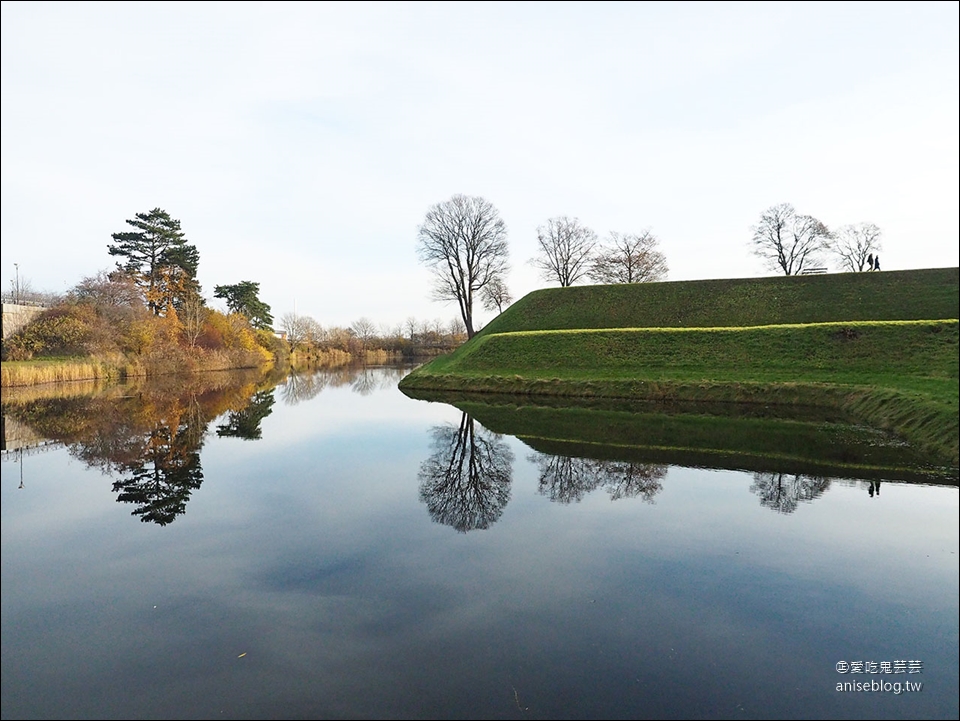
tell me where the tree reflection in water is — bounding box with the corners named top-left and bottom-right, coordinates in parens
top-left (279, 364), bottom-right (410, 404)
top-left (749, 472), bottom-right (831, 514)
top-left (528, 453), bottom-right (667, 504)
top-left (3, 365), bottom-right (417, 526)
top-left (111, 422), bottom-right (205, 526)
top-left (279, 369), bottom-right (332, 405)
top-left (91, 386), bottom-right (273, 526)
top-left (418, 412), bottom-right (514, 532)
top-left (3, 375), bottom-right (274, 525)
top-left (217, 389), bottom-right (276, 440)
top-left (350, 366), bottom-right (379, 396)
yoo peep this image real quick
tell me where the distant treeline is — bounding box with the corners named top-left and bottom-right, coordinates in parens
top-left (1, 270), bottom-right (470, 385)
top-left (280, 312), bottom-right (468, 365)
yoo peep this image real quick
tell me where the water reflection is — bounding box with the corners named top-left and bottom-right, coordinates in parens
top-left (2, 364), bottom-right (412, 525)
top-left (402, 389), bottom-right (955, 485)
top-left (216, 388), bottom-right (276, 440)
top-left (3, 373), bottom-right (270, 525)
top-left (4, 367), bottom-right (957, 721)
top-left (529, 452), bottom-right (666, 504)
top-left (110, 420), bottom-right (205, 525)
top-left (417, 410), bottom-right (669, 532)
top-left (749, 471), bottom-right (831, 514)
top-left (414, 399), bottom-right (952, 523)
top-left (5, 368), bottom-right (954, 532)
top-left (418, 411), bottom-right (514, 532)
top-left (279, 364), bottom-right (408, 404)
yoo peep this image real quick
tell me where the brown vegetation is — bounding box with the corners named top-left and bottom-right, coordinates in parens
top-left (2, 269), bottom-right (470, 387)
top-left (2, 271), bottom-right (279, 385)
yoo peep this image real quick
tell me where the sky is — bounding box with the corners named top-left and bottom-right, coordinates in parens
top-left (2, 1), bottom-right (958, 331)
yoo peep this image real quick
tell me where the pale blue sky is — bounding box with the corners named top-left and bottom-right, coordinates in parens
top-left (2, 1), bottom-right (957, 329)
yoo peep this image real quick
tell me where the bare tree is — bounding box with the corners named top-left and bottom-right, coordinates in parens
top-left (750, 472), bottom-right (831, 514)
top-left (750, 203), bottom-right (832, 275)
top-left (416, 194), bottom-right (510, 338)
top-left (281, 312), bottom-right (322, 351)
top-left (448, 316), bottom-right (466, 340)
top-left (180, 293), bottom-right (209, 348)
top-left (480, 275), bottom-right (513, 314)
top-left (418, 412), bottom-right (514, 532)
top-left (304, 316), bottom-right (324, 345)
top-left (380, 322), bottom-right (404, 352)
top-left (323, 326), bottom-right (353, 352)
top-left (829, 222), bottom-right (883, 272)
top-left (405, 316), bottom-right (418, 343)
top-left (417, 319), bottom-right (434, 346)
top-left (530, 216), bottom-right (597, 287)
top-left (326, 326), bottom-right (353, 351)
top-left (5, 274), bottom-right (60, 306)
top-left (350, 317), bottom-right (378, 354)
top-left (70, 269), bottom-right (143, 308)
top-left (589, 230), bottom-right (668, 284)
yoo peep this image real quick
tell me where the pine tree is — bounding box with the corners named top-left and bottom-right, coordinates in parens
top-left (213, 281), bottom-right (274, 330)
top-left (109, 208), bottom-right (200, 314)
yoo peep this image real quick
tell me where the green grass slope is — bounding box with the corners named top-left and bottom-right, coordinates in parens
top-left (479, 267), bottom-right (958, 335)
top-left (400, 268), bottom-right (960, 466)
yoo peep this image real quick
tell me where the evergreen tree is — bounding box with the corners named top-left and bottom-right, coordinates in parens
top-left (108, 208), bottom-right (200, 314)
top-left (213, 280), bottom-right (274, 330)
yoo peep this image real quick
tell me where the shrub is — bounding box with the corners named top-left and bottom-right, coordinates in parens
top-left (4, 304), bottom-right (94, 358)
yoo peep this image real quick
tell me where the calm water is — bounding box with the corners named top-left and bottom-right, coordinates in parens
top-left (2, 365), bottom-right (957, 720)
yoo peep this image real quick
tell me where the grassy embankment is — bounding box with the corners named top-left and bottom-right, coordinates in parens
top-left (0, 357), bottom-right (136, 387)
top-left (0, 351), bottom-right (271, 388)
top-left (399, 268), bottom-right (959, 467)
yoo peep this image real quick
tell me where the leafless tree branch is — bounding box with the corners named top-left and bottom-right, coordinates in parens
top-left (750, 203), bottom-right (832, 275)
top-left (417, 194), bottom-right (510, 338)
top-left (829, 222), bottom-right (883, 272)
top-left (530, 216), bottom-right (597, 287)
top-left (588, 230), bottom-right (668, 284)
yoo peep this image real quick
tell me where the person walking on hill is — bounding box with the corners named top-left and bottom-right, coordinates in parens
top-left (873, 255), bottom-right (880, 271)
top-left (867, 253), bottom-right (874, 271)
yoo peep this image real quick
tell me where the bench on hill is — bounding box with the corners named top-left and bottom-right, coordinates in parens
top-left (798, 267), bottom-right (828, 275)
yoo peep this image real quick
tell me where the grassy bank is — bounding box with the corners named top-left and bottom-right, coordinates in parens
top-left (479, 267), bottom-right (959, 335)
top-left (1, 357), bottom-right (132, 387)
top-left (400, 269), bottom-right (959, 467)
top-left (1, 348), bottom-right (273, 388)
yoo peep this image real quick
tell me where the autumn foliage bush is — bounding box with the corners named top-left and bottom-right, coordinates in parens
top-left (3, 305), bottom-right (94, 360)
top-left (3, 292), bottom-right (277, 376)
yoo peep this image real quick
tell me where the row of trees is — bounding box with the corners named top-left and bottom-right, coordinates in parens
top-left (531, 217), bottom-right (668, 287)
top-left (7, 205), bottom-right (479, 367)
top-left (280, 312), bottom-right (468, 357)
top-left (415, 194), bottom-right (669, 339)
top-left (750, 203), bottom-right (883, 275)
top-left (7, 200), bottom-right (887, 368)
top-left (415, 195), bottom-right (890, 342)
